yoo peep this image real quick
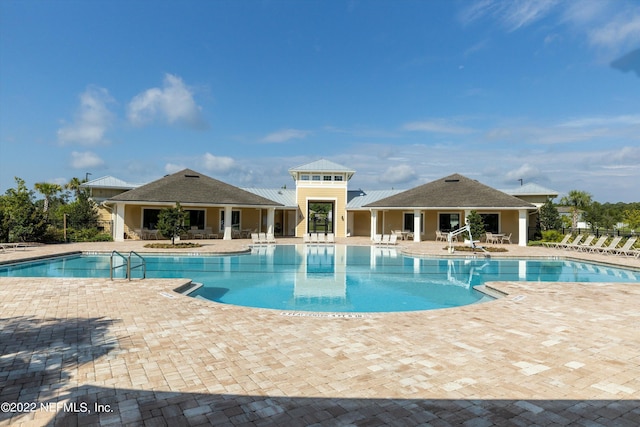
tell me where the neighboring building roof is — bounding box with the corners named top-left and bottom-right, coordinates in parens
top-left (499, 182), bottom-right (559, 197)
top-left (81, 175), bottom-right (142, 190)
top-left (109, 169), bottom-right (282, 206)
top-left (288, 159), bottom-right (356, 179)
top-left (365, 173), bottom-right (536, 209)
top-left (347, 189), bottom-right (404, 209)
top-left (243, 188), bottom-right (296, 208)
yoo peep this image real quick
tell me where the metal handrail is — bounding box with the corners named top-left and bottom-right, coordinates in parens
top-left (110, 250), bottom-right (128, 280)
top-left (128, 251), bottom-right (146, 280)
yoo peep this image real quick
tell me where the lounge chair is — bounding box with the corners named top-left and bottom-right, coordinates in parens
top-left (258, 232), bottom-right (267, 244)
top-left (317, 233), bottom-right (325, 244)
top-left (568, 235), bottom-right (594, 251)
top-left (379, 235), bottom-right (390, 245)
top-left (326, 233), bottom-right (335, 244)
top-left (310, 233), bottom-right (319, 244)
top-left (560, 235), bottom-right (583, 250)
top-left (388, 234), bottom-right (398, 246)
top-left (373, 234), bottom-right (382, 245)
top-left (609, 237), bottom-right (637, 256)
top-left (303, 233), bottom-right (311, 243)
top-left (597, 236), bottom-right (622, 254)
top-left (582, 235), bottom-right (607, 252)
top-left (543, 234), bottom-right (571, 248)
top-left (251, 233), bottom-right (260, 245)
top-left (265, 233), bottom-right (276, 244)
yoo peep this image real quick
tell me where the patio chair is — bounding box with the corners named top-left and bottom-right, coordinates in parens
top-left (435, 230), bottom-right (447, 242)
top-left (326, 233), bottom-right (335, 244)
top-left (251, 233), bottom-right (260, 245)
top-left (373, 234), bottom-right (382, 245)
top-left (568, 234), bottom-right (594, 250)
top-left (380, 235), bottom-right (390, 245)
top-left (317, 233), bottom-right (325, 244)
top-left (388, 234), bottom-right (398, 246)
top-left (266, 233), bottom-right (276, 244)
top-left (559, 235), bottom-right (583, 250)
top-left (258, 232), bottom-right (267, 244)
top-left (543, 234), bottom-right (571, 248)
top-left (582, 235), bottom-right (608, 252)
top-left (596, 236), bottom-right (623, 254)
top-left (310, 233), bottom-right (319, 244)
top-left (303, 233), bottom-right (311, 243)
top-left (610, 237), bottom-right (637, 256)
top-left (500, 233), bottom-right (513, 244)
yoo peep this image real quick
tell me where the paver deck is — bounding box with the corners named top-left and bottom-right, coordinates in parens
top-left (1, 238), bottom-right (639, 426)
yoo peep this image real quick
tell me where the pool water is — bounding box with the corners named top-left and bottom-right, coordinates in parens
top-left (1, 245), bottom-right (638, 312)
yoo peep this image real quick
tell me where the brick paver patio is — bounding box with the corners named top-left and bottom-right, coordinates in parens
top-left (1, 239), bottom-right (639, 426)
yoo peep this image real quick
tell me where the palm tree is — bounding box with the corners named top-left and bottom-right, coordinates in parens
top-left (65, 177), bottom-right (84, 200)
top-left (560, 190), bottom-right (592, 229)
top-left (34, 182), bottom-right (63, 215)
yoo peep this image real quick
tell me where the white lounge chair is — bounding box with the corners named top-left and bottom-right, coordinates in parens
top-left (583, 235), bottom-right (608, 252)
top-left (258, 232), bottom-right (267, 244)
top-left (597, 236), bottom-right (622, 254)
top-left (373, 234), bottom-right (382, 245)
top-left (251, 233), bottom-right (260, 245)
top-left (380, 235), bottom-right (390, 245)
top-left (609, 237), bottom-right (637, 256)
top-left (568, 235), bottom-right (594, 251)
top-left (560, 235), bottom-right (583, 250)
top-left (317, 233), bottom-right (325, 244)
top-left (543, 234), bottom-right (571, 248)
top-left (303, 233), bottom-right (311, 243)
top-left (266, 233), bottom-right (276, 244)
top-left (326, 233), bottom-right (335, 243)
top-left (310, 233), bottom-right (319, 244)
top-left (387, 234), bottom-right (398, 246)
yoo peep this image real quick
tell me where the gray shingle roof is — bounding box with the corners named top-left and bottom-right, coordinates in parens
top-left (365, 173), bottom-right (536, 209)
top-left (109, 169), bottom-right (282, 206)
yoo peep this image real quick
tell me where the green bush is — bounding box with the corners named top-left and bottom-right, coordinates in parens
top-left (541, 230), bottom-right (564, 242)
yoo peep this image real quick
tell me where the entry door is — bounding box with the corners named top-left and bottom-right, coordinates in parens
top-left (308, 202), bottom-right (334, 234)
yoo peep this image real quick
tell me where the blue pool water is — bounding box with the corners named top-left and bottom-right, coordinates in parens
top-left (1, 245), bottom-right (638, 312)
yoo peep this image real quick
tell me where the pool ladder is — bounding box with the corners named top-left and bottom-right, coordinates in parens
top-left (110, 250), bottom-right (147, 280)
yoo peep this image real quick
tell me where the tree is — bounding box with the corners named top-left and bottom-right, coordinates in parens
top-left (156, 203), bottom-right (188, 244)
top-left (466, 210), bottom-right (485, 242)
top-left (623, 209), bottom-right (640, 231)
top-left (560, 190), bottom-right (592, 229)
top-left (34, 182), bottom-right (63, 217)
top-left (0, 177), bottom-right (47, 242)
top-left (539, 199), bottom-right (562, 231)
top-left (65, 177), bottom-right (85, 200)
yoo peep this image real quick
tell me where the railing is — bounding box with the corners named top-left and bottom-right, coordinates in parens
top-left (110, 250), bottom-right (128, 280)
top-left (128, 251), bottom-right (146, 280)
top-left (110, 250), bottom-right (146, 280)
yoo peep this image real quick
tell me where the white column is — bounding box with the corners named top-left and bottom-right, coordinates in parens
top-left (518, 209), bottom-right (528, 247)
top-left (267, 208), bottom-right (275, 235)
top-left (113, 203), bottom-right (125, 242)
top-left (413, 209), bottom-right (421, 242)
top-left (370, 209), bottom-right (378, 240)
top-left (223, 206), bottom-right (233, 240)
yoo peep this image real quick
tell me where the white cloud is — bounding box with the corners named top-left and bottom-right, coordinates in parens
top-left (261, 128), bottom-right (311, 143)
top-left (460, 0), bottom-right (558, 31)
top-left (403, 119), bottom-right (474, 135)
top-left (588, 13), bottom-right (640, 50)
top-left (201, 153), bottom-right (235, 173)
top-left (128, 74), bottom-right (207, 129)
top-left (164, 163), bottom-right (186, 174)
top-left (505, 163), bottom-right (540, 182)
top-left (378, 164), bottom-right (417, 185)
top-left (58, 86), bottom-right (114, 146)
top-left (70, 151), bottom-right (105, 169)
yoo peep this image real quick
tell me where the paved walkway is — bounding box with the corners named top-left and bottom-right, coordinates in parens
top-left (1, 239), bottom-right (639, 426)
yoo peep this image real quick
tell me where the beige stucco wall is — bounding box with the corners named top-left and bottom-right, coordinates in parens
top-left (295, 187), bottom-right (347, 237)
top-left (350, 211), bottom-right (371, 236)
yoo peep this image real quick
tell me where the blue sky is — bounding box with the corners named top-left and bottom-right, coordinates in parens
top-left (1, 0), bottom-right (639, 202)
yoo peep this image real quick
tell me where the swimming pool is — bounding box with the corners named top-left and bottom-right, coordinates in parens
top-left (1, 245), bottom-right (638, 312)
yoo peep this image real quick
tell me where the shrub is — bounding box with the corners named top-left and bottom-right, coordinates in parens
top-left (541, 230), bottom-right (564, 242)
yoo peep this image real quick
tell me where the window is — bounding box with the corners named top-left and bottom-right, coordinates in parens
top-left (220, 210), bottom-right (241, 231)
top-left (142, 209), bottom-right (161, 229)
top-left (312, 175), bottom-right (321, 181)
top-left (403, 212), bottom-right (424, 232)
top-left (323, 175), bottom-right (332, 181)
top-left (439, 213), bottom-right (460, 231)
top-left (480, 214), bottom-right (499, 233)
top-left (301, 175), bottom-right (310, 181)
top-left (185, 209), bottom-right (205, 229)
top-left (334, 175), bottom-right (343, 181)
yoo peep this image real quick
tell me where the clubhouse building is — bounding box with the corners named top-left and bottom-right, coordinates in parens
top-left (84, 159), bottom-right (558, 246)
